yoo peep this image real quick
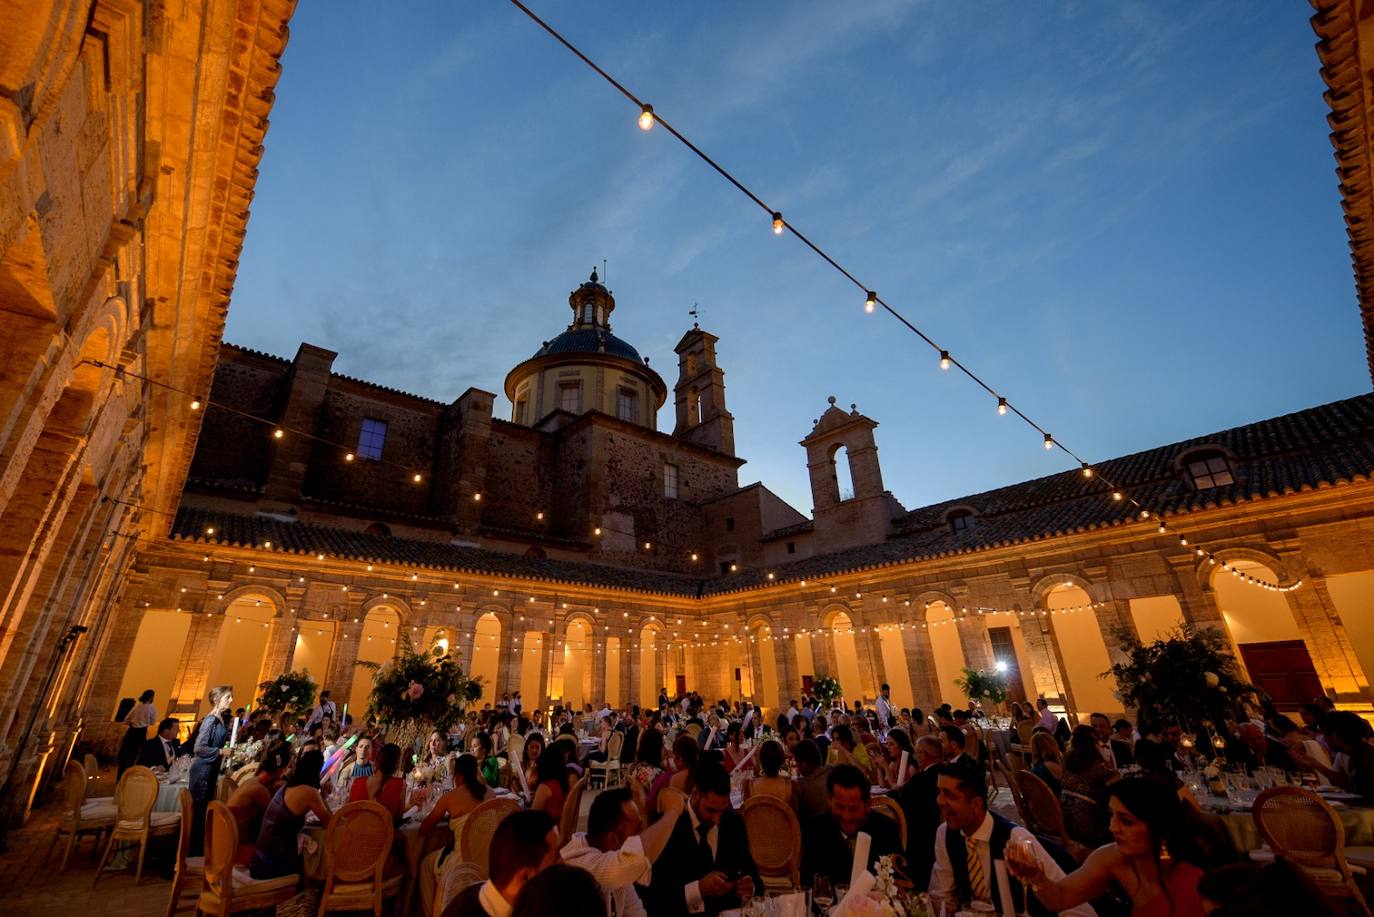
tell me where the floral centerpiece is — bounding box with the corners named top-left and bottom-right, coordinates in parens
top-left (812, 674), bottom-right (843, 706)
top-left (1107, 625), bottom-right (1255, 736)
top-left (840, 854), bottom-right (932, 916)
top-left (359, 646), bottom-right (482, 757)
top-left (955, 666), bottom-right (1010, 710)
top-left (256, 669), bottom-right (318, 719)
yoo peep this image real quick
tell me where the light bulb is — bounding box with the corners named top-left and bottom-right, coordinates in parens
top-left (1111, 491), bottom-right (1123, 501)
top-left (190, 398), bottom-right (202, 411)
top-left (939, 351), bottom-right (951, 370)
top-left (1081, 464), bottom-right (1093, 478)
top-left (771, 212), bottom-right (784, 235)
top-left (997, 397), bottom-right (1008, 416)
top-left (273, 428), bottom-right (284, 439)
top-left (864, 291), bottom-right (876, 314)
top-left (345, 452), bottom-right (354, 462)
top-left (638, 104), bottom-right (654, 131)
top-left (412, 473), bottom-right (423, 483)
top-left (1044, 433), bottom-right (1054, 450)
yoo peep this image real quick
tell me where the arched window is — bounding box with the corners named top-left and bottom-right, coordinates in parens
top-left (947, 509), bottom-right (975, 534)
top-left (832, 444), bottom-right (855, 501)
top-left (1183, 449), bottom-right (1235, 490)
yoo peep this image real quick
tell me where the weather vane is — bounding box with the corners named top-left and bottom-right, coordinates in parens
top-left (688, 302), bottom-right (700, 322)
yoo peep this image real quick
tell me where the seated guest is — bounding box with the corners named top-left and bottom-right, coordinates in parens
top-left (561, 782), bottom-right (685, 916)
top-left (136, 717), bottom-right (183, 770)
top-left (1030, 732), bottom-right (1064, 796)
top-left (1197, 859), bottom-right (1333, 917)
top-left (474, 732), bottom-right (500, 786)
top-left (628, 728), bottom-right (665, 805)
top-left (747, 740), bottom-right (794, 806)
top-left (1008, 777), bottom-right (1219, 917)
top-left (646, 762), bottom-right (760, 916)
top-left (662, 732), bottom-right (700, 797)
top-left (1232, 723), bottom-right (1296, 773)
top-left (882, 728), bottom-right (915, 788)
top-left (586, 715), bottom-right (614, 764)
top-left (510, 863), bottom-right (608, 917)
top-left (349, 741), bottom-right (405, 822)
top-left (1061, 726), bottom-right (1115, 847)
top-left (930, 761), bottom-right (1095, 916)
top-left (895, 735), bottom-right (946, 891)
top-left (801, 763), bottom-right (901, 889)
top-left (793, 738), bottom-right (833, 820)
top-left (249, 749), bottom-right (332, 879)
top-left (226, 742), bottom-right (291, 865)
top-left (446, 810), bottom-right (561, 917)
top-left (531, 744), bottom-right (571, 818)
top-left (338, 735), bottom-right (376, 785)
top-left (942, 724), bottom-right (976, 767)
top-left (1109, 720), bottom-right (1135, 768)
top-left (1292, 710), bottom-right (1374, 796)
top-left (520, 733), bottom-right (546, 792)
top-left (721, 721), bottom-right (750, 774)
top-left (422, 753), bottom-right (488, 837)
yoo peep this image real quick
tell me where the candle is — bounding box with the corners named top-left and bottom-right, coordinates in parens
top-left (896, 750), bottom-right (909, 787)
top-left (229, 716), bottom-right (239, 747)
top-left (730, 741), bottom-right (761, 775)
top-left (849, 830), bottom-right (870, 891)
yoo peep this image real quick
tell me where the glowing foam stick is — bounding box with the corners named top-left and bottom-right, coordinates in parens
top-left (320, 733), bottom-right (359, 777)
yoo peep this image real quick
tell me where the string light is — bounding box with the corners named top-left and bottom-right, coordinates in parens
top-left (345, 452), bottom-right (354, 462)
top-left (997, 397), bottom-right (1008, 416)
top-left (190, 397), bottom-right (202, 411)
top-left (1043, 433), bottom-right (1054, 450)
top-left (939, 351), bottom-right (951, 371)
top-left (771, 212), bottom-right (784, 235)
top-left (273, 428), bottom-right (284, 439)
top-left (638, 103), bottom-right (653, 130)
top-left (864, 291), bottom-right (876, 314)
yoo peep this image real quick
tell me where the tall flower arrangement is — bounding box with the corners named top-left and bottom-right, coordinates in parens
top-left (1107, 625), bottom-right (1254, 731)
top-left (256, 670), bottom-right (318, 718)
top-left (956, 666), bottom-right (1010, 709)
top-left (812, 674), bottom-right (843, 705)
top-left (360, 646), bottom-right (482, 734)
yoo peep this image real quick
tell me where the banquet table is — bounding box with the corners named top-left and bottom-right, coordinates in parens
top-left (1196, 792), bottom-right (1374, 853)
top-left (982, 728), bottom-right (1012, 757)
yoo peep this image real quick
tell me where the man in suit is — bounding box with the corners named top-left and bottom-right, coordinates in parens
top-left (941, 724), bottom-right (977, 768)
top-left (136, 717), bottom-right (182, 769)
top-left (801, 763), bottom-right (901, 889)
top-left (445, 810), bottom-right (560, 917)
top-left (646, 761), bottom-right (759, 915)
top-left (894, 735), bottom-right (946, 891)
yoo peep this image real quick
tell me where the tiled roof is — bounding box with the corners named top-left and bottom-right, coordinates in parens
top-left (537, 328), bottom-right (645, 363)
top-left (1312, 0), bottom-right (1374, 383)
top-left (170, 506), bottom-right (706, 597)
top-left (171, 393), bottom-right (1374, 599)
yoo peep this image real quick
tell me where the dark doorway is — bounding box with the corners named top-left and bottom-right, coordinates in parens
top-left (1239, 640), bottom-right (1323, 709)
top-left (988, 626), bottom-right (1028, 705)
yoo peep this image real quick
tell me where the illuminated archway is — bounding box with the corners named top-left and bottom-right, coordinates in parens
top-left (114, 608), bottom-right (193, 720)
top-left (204, 594), bottom-right (278, 719)
top-left (470, 612), bottom-right (503, 706)
top-left (1044, 583), bottom-right (1118, 720)
top-left (561, 617), bottom-right (593, 710)
top-left (926, 601), bottom-right (966, 707)
top-left (748, 619), bottom-right (780, 711)
top-left (639, 625), bottom-right (659, 707)
top-left (1211, 557), bottom-right (1322, 704)
top-left (351, 604), bottom-right (401, 717)
top-left (521, 628), bottom-right (545, 708)
top-left (826, 610), bottom-right (863, 706)
top-left (876, 623), bottom-right (914, 709)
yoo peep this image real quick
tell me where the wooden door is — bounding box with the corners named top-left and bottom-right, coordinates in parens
top-left (1238, 640), bottom-right (1323, 709)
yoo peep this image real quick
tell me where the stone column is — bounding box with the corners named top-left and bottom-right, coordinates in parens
top-left (853, 621), bottom-right (882, 703)
top-left (1092, 599), bottom-right (1137, 669)
top-left (627, 625), bottom-right (643, 708)
top-left (902, 623), bottom-right (940, 710)
top-left (956, 617), bottom-right (994, 671)
top-left (775, 624), bottom-right (801, 702)
top-left (1167, 555), bottom-right (1225, 630)
top-left (591, 628), bottom-right (608, 705)
top-left (1287, 569), bottom-right (1366, 701)
top-left (169, 605), bottom-right (223, 719)
top-left (495, 617), bottom-right (517, 700)
top-left (1308, 576), bottom-right (1370, 700)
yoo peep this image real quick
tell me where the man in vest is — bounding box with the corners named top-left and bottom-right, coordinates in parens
top-left (929, 762), bottom-right (1094, 916)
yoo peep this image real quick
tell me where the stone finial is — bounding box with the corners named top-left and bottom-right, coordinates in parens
top-left (851, 403), bottom-right (858, 413)
top-left (827, 395), bottom-right (837, 406)
top-left (590, 267), bottom-right (598, 283)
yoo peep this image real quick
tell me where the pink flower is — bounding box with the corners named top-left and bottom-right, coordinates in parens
top-left (408, 681), bottom-right (424, 700)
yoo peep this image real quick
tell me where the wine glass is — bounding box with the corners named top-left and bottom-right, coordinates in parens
top-left (1006, 835), bottom-right (1039, 916)
top-left (812, 875), bottom-right (833, 913)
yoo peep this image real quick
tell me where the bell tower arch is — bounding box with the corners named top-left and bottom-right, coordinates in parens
top-left (672, 323), bottom-right (735, 456)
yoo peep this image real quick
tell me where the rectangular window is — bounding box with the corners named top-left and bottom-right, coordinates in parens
top-left (787, 541), bottom-right (796, 554)
top-left (1188, 455), bottom-right (1235, 490)
top-left (514, 398), bottom-right (528, 425)
top-left (725, 517), bottom-right (735, 532)
top-left (618, 389), bottom-right (638, 423)
top-left (663, 463), bottom-right (679, 499)
top-left (357, 418), bottom-right (388, 461)
top-left (559, 383), bottom-right (581, 414)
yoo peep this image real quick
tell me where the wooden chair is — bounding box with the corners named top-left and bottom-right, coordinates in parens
top-left (93, 765), bottom-right (180, 885)
top-left (1013, 770), bottom-right (1090, 864)
top-left (215, 774), bottom-right (238, 803)
top-left (994, 760), bottom-right (1031, 829)
top-left (46, 759), bottom-right (115, 872)
top-left (433, 860), bottom-right (484, 917)
top-left (318, 800), bottom-right (403, 916)
top-left (1014, 721), bottom-right (1035, 761)
top-left (506, 733), bottom-right (525, 774)
top-left (741, 795), bottom-right (801, 892)
top-left (84, 752), bottom-right (113, 798)
top-left (588, 732), bottom-right (625, 789)
top-left (559, 775), bottom-right (587, 843)
top-left (460, 796), bottom-right (520, 877)
top-left (196, 801), bottom-right (299, 916)
top-left (1252, 786), bottom-right (1374, 917)
top-left (871, 795), bottom-right (908, 850)
top-left (164, 788), bottom-right (204, 917)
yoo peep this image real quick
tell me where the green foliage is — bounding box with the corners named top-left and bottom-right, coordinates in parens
top-left (955, 667), bottom-right (1010, 706)
top-left (812, 674), bottom-right (843, 704)
top-left (359, 645), bottom-right (483, 732)
top-left (1107, 625), bottom-right (1255, 729)
top-left (256, 670), bottom-right (318, 718)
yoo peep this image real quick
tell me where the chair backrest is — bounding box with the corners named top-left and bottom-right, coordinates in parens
top-left (174, 787), bottom-right (194, 869)
top-left (460, 797), bottom-right (520, 876)
top-left (231, 762), bottom-right (260, 783)
top-left (685, 723), bottom-right (702, 740)
top-left (606, 732), bottom-right (625, 761)
top-left (1016, 721), bottom-right (1035, 747)
top-left (325, 800), bottom-right (394, 884)
top-left (870, 795), bottom-right (907, 850)
top-left (1253, 786), bottom-right (1346, 870)
top-left (1014, 770), bottom-right (1083, 860)
top-left (436, 860), bottom-right (485, 916)
top-left (741, 796), bottom-right (801, 888)
top-left (963, 728), bottom-right (980, 758)
top-left (84, 753), bottom-right (100, 784)
top-left (202, 801), bottom-right (239, 902)
top-left (994, 760), bottom-right (1030, 826)
top-left (115, 766), bottom-right (159, 824)
top-left (215, 774), bottom-right (237, 803)
top-left (559, 776), bottom-right (585, 844)
top-left (62, 760), bottom-right (87, 816)
top-left (507, 734), bottom-right (525, 769)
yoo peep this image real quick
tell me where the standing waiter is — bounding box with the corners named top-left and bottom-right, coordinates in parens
top-left (117, 689), bottom-right (158, 775)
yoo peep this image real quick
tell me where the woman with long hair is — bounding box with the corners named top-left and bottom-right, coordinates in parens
top-left (421, 729), bottom-right (451, 784)
top-left (420, 753), bottom-right (487, 837)
top-left (349, 741), bottom-right (406, 822)
top-left (883, 728), bottom-right (915, 787)
top-left (1061, 724), bottom-right (1116, 846)
top-left (665, 732), bottom-right (700, 795)
top-left (521, 733), bottom-right (545, 791)
top-left (249, 749), bottom-right (333, 879)
top-left (722, 720), bottom-right (750, 773)
top-left (188, 684), bottom-right (234, 854)
top-left (225, 741), bottom-right (292, 865)
top-left (747, 740), bottom-right (794, 806)
top-left (1008, 777), bottom-right (1218, 916)
top-left (530, 744), bottom-right (571, 818)
top-left (1030, 731), bottom-right (1065, 796)
top-left (628, 727), bottom-right (665, 807)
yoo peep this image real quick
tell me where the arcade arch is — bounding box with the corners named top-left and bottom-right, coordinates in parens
top-left (826, 610), bottom-right (862, 705)
top-left (1043, 582), bottom-right (1118, 720)
top-left (470, 611), bottom-right (503, 706)
top-left (350, 603), bottom-right (401, 717)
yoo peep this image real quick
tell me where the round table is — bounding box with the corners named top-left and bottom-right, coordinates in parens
top-left (1197, 794), bottom-right (1374, 853)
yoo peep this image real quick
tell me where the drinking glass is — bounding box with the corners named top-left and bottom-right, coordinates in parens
top-left (1006, 836), bottom-right (1038, 916)
top-left (811, 875), bottom-right (833, 914)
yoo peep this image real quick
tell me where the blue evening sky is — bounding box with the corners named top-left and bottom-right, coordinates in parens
top-left (226, 1), bottom-right (1366, 515)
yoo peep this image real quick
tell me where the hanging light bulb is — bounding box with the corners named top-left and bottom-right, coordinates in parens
top-left (273, 428), bottom-right (284, 439)
top-left (864, 291), bottom-right (876, 314)
top-left (1044, 433), bottom-right (1054, 450)
top-left (1111, 490), bottom-right (1123, 501)
top-left (638, 103), bottom-right (654, 131)
top-left (1080, 464), bottom-right (1093, 478)
top-left (997, 397), bottom-right (1008, 416)
top-left (190, 397), bottom-right (202, 411)
top-left (771, 212), bottom-right (784, 235)
top-left (939, 351), bottom-right (951, 370)
top-left (345, 452), bottom-right (354, 462)
top-left (412, 472), bottom-right (423, 483)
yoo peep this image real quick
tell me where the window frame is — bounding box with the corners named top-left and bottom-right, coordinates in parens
top-left (356, 417), bottom-right (388, 461)
top-left (558, 382), bottom-right (582, 414)
top-left (618, 388), bottom-right (638, 424)
top-left (1187, 453), bottom-right (1235, 490)
top-left (663, 462), bottom-right (679, 499)
top-left (947, 509), bottom-right (975, 535)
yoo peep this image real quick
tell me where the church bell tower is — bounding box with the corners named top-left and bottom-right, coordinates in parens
top-left (672, 323), bottom-right (735, 456)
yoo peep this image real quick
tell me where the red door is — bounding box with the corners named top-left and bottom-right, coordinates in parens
top-left (675, 674), bottom-right (687, 698)
top-left (1238, 640), bottom-right (1323, 709)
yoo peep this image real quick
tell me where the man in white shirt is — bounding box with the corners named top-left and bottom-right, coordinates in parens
top-left (876, 683), bottom-right (893, 731)
top-left (561, 781), bottom-right (683, 916)
top-left (304, 689), bottom-right (337, 732)
top-left (1035, 698), bottom-right (1058, 734)
top-left (785, 699), bottom-right (800, 724)
top-left (447, 810), bottom-right (560, 917)
top-left (930, 762), bottom-right (1095, 916)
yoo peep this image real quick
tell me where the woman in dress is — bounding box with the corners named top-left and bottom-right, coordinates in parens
top-left (474, 731), bottom-right (500, 786)
top-left (721, 721), bottom-right (751, 774)
top-left (530, 745), bottom-right (570, 818)
top-left (226, 742), bottom-right (291, 865)
top-left (1030, 731), bottom-right (1065, 796)
top-left (1060, 725), bottom-right (1117, 847)
top-left (521, 733), bottom-right (545, 792)
top-left (188, 684), bottom-right (234, 854)
top-left (249, 749), bottom-right (332, 880)
top-left (349, 741), bottom-right (406, 823)
top-left (1008, 777), bottom-right (1218, 916)
top-left (628, 728), bottom-right (664, 807)
top-left (420, 753), bottom-right (487, 838)
top-left (118, 689), bottom-right (158, 775)
top-left (746, 740), bottom-right (794, 807)
top-left (421, 729), bottom-right (452, 784)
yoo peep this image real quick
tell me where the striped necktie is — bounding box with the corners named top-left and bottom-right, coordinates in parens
top-left (965, 834), bottom-right (989, 901)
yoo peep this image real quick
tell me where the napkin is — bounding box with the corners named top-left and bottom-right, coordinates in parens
top-left (849, 831), bottom-right (871, 891)
top-left (834, 871), bottom-right (876, 915)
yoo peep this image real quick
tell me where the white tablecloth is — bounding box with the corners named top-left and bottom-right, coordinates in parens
top-left (157, 779), bottom-right (186, 812)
